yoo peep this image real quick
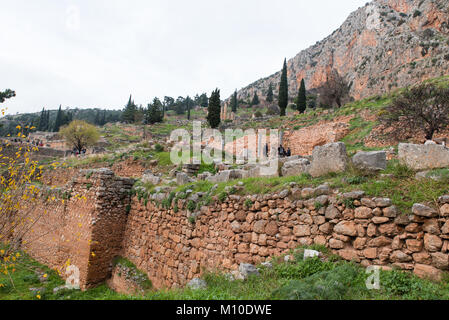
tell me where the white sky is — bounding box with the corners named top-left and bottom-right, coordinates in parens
top-left (0, 0), bottom-right (367, 114)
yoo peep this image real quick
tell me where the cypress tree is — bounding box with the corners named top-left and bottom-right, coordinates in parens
top-left (278, 58), bottom-right (289, 116)
top-left (186, 96), bottom-right (193, 120)
top-left (231, 90), bottom-right (238, 113)
top-left (38, 108), bottom-right (46, 131)
top-left (296, 79), bottom-right (307, 114)
top-left (207, 89), bottom-right (221, 129)
top-left (266, 83), bottom-right (274, 103)
top-left (46, 110), bottom-right (50, 131)
top-left (251, 92), bottom-right (260, 106)
top-left (53, 105), bottom-right (63, 132)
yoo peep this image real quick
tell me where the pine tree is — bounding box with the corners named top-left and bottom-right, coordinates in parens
top-left (207, 89), bottom-right (221, 129)
top-left (266, 83), bottom-right (274, 103)
top-left (296, 79), bottom-right (307, 114)
top-left (122, 95), bottom-right (138, 123)
top-left (53, 105), bottom-right (64, 132)
top-left (278, 58), bottom-right (289, 116)
top-left (251, 92), bottom-right (260, 106)
top-left (231, 90), bottom-right (238, 113)
top-left (145, 98), bottom-right (163, 124)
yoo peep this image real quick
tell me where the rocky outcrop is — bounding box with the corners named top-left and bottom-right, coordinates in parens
top-left (398, 143), bottom-right (449, 170)
top-left (308, 142), bottom-right (349, 177)
top-left (233, 0), bottom-right (449, 102)
top-left (352, 151), bottom-right (387, 171)
top-left (281, 158), bottom-right (311, 177)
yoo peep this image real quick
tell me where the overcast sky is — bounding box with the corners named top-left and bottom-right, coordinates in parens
top-left (0, 0), bottom-right (367, 114)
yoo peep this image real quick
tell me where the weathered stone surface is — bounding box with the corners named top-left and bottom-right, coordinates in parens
top-left (372, 217), bottom-right (390, 224)
top-left (329, 238), bottom-right (345, 249)
top-left (355, 207), bottom-right (373, 219)
top-left (325, 206), bottom-right (341, 220)
top-left (374, 198), bottom-right (392, 208)
top-left (431, 252), bottom-right (449, 270)
top-left (352, 151), bottom-right (386, 171)
top-left (308, 142), bottom-right (349, 178)
top-left (383, 206), bottom-right (398, 218)
top-left (187, 278), bottom-right (207, 290)
top-left (424, 234), bottom-right (443, 252)
top-left (423, 220), bottom-right (441, 235)
top-left (253, 220), bottom-right (267, 234)
top-left (293, 225), bottom-right (311, 237)
top-left (176, 172), bottom-right (191, 185)
top-left (390, 250), bottom-right (412, 263)
top-left (342, 191), bottom-right (365, 199)
top-left (239, 263), bottom-right (260, 279)
top-left (142, 173), bottom-right (161, 185)
top-left (398, 143), bottom-right (449, 171)
top-left (281, 158), bottom-right (311, 177)
top-left (412, 204), bottom-right (437, 218)
top-left (406, 239), bottom-right (423, 253)
top-left (236, 1), bottom-right (449, 118)
top-left (414, 264), bottom-right (443, 282)
top-left (265, 221), bottom-right (279, 236)
top-left (334, 221), bottom-right (357, 237)
top-left (338, 249), bottom-right (360, 262)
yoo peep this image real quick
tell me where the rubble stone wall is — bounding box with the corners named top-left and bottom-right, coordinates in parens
top-left (121, 186), bottom-right (449, 289)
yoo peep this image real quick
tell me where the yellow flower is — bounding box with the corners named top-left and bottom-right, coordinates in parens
top-left (36, 295), bottom-right (41, 299)
top-left (43, 274), bottom-right (48, 278)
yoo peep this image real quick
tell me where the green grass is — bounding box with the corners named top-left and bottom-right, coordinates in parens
top-left (3, 246), bottom-right (449, 300)
top-left (173, 159), bottom-right (448, 212)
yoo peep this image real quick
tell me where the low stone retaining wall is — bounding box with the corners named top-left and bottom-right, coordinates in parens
top-left (17, 169), bottom-right (449, 290)
top-left (122, 185), bottom-right (449, 288)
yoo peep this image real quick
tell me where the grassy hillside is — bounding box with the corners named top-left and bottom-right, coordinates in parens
top-left (2, 245), bottom-right (449, 300)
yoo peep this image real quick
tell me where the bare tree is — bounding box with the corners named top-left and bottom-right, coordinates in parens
top-left (380, 83), bottom-right (449, 140)
top-left (317, 69), bottom-right (351, 108)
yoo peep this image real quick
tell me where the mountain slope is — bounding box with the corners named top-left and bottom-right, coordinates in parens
top-left (236, 0), bottom-right (449, 102)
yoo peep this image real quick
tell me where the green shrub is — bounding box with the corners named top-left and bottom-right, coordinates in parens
top-left (218, 192), bottom-right (228, 203)
top-left (272, 263), bottom-right (360, 300)
top-left (154, 144), bottom-right (164, 153)
top-left (187, 200), bottom-right (196, 212)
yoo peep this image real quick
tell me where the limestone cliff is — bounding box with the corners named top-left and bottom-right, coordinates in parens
top-left (236, 0), bottom-right (449, 101)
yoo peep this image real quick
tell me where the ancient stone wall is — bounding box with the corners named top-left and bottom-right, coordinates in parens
top-left (121, 185), bottom-right (449, 289)
top-left (21, 169), bottom-right (133, 290)
top-left (18, 168), bottom-right (449, 290)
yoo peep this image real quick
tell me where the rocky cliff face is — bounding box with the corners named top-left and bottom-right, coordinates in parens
top-left (236, 0), bottom-right (449, 102)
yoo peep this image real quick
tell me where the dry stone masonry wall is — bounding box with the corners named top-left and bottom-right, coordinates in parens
top-left (122, 185), bottom-right (449, 289)
top-left (20, 166), bottom-right (449, 290)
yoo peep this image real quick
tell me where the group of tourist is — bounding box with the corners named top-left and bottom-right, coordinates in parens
top-left (263, 144), bottom-right (292, 158)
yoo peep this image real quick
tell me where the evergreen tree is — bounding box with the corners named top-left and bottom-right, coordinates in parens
top-left (278, 58), bottom-right (289, 116)
top-left (199, 93), bottom-right (209, 108)
top-left (38, 108), bottom-right (46, 131)
top-left (53, 105), bottom-right (64, 132)
top-left (207, 89), bottom-right (221, 129)
top-left (186, 96), bottom-right (193, 120)
top-left (145, 98), bottom-right (163, 124)
top-left (101, 110), bottom-right (106, 126)
top-left (122, 95), bottom-right (138, 123)
top-left (94, 110), bottom-right (101, 125)
top-left (251, 92), bottom-right (260, 106)
top-left (231, 90), bottom-right (238, 113)
top-left (296, 79), bottom-right (307, 114)
top-left (45, 110), bottom-right (50, 131)
top-left (266, 83), bottom-right (274, 103)
top-left (0, 89), bottom-right (16, 103)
